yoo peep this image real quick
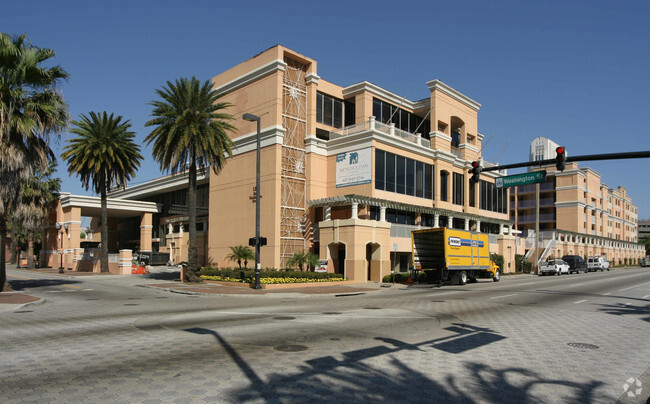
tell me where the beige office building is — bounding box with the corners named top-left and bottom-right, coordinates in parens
top-left (511, 137), bottom-right (644, 265)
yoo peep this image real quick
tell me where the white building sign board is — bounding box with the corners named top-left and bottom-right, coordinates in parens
top-left (336, 148), bottom-right (372, 188)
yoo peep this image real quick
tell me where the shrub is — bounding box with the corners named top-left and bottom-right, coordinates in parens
top-left (200, 267), bottom-right (344, 283)
top-left (515, 254), bottom-right (531, 273)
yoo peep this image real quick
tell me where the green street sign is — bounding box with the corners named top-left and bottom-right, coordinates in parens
top-left (495, 171), bottom-right (546, 188)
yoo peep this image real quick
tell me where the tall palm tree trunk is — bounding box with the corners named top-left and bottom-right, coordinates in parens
top-left (0, 214), bottom-right (8, 292)
top-left (185, 162), bottom-right (201, 282)
top-left (100, 186), bottom-right (109, 273)
top-left (27, 236), bottom-right (35, 269)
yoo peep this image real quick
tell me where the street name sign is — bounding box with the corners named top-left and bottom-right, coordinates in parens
top-left (495, 171), bottom-right (546, 188)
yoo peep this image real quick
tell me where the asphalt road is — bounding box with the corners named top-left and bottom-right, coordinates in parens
top-left (1, 267), bottom-right (648, 403)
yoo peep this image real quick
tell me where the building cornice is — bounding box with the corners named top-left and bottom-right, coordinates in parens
top-left (426, 79), bottom-right (481, 111)
top-left (212, 59), bottom-right (287, 95)
top-left (231, 125), bottom-right (285, 156)
top-left (305, 72), bottom-right (320, 85)
top-left (342, 81), bottom-right (423, 110)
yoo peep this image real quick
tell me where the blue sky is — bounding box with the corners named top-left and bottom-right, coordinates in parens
top-left (3, 0), bottom-right (650, 218)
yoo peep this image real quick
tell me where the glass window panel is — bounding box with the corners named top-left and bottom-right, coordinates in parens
top-left (316, 93), bottom-right (323, 123)
top-left (440, 172), bottom-right (448, 202)
top-left (396, 156), bottom-right (406, 194)
top-left (375, 150), bottom-right (385, 190)
top-left (416, 161), bottom-right (424, 198)
top-left (333, 99), bottom-right (342, 128)
top-left (324, 96), bottom-right (333, 126)
top-left (385, 152), bottom-right (395, 192)
top-left (373, 98), bottom-right (382, 121)
top-left (406, 159), bottom-right (415, 196)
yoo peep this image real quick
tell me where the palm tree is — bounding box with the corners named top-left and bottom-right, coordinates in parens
top-left (12, 163), bottom-right (60, 268)
top-left (62, 112), bottom-right (143, 273)
top-left (225, 245), bottom-right (254, 269)
top-left (145, 77), bottom-right (236, 282)
top-left (287, 251), bottom-right (320, 271)
top-left (0, 32), bottom-right (69, 292)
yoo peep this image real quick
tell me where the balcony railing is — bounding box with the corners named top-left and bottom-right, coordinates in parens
top-left (330, 117), bottom-right (430, 149)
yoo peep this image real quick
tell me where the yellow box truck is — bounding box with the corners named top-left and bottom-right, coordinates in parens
top-left (412, 228), bottom-right (500, 285)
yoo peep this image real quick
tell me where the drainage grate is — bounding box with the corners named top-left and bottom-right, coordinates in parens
top-left (322, 312), bottom-right (342, 315)
top-left (273, 316), bottom-right (295, 320)
top-left (274, 345), bottom-right (308, 352)
top-left (568, 343), bottom-right (599, 350)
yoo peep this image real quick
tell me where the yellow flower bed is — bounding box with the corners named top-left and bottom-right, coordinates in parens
top-left (201, 275), bottom-right (344, 284)
top-left (259, 277), bottom-right (344, 284)
top-left (201, 275), bottom-right (246, 282)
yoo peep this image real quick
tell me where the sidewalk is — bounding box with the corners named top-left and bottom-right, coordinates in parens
top-left (1, 264), bottom-right (406, 311)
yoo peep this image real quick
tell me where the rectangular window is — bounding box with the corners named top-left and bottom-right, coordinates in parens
top-left (372, 97), bottom-right (430, 136)
top-left (316, 91), bottom-right (343, 128)
top-left (415, 161), bottom-right (424, 198)
top-left (406, 159), bottom-right (415, 196)
top-left (344, 99), bottom-right (355, 126)
top-left (396, 156), bottom-right (406, 194)
top-left (440, 172), bottom-right (448, 202)
top-left (453, 173), bottom-right (464, 205)
top-left (425, 164), bottom-right (433, 200)
top-left (469, 181), bottom-right (476, 207)
top-left (385, 153), bottom-right (395, 192)
top-left (375, 149), bottom-right (385, 190)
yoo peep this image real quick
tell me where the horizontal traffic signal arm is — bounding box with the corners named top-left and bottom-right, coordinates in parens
top-left (481, 151), bottom-right (650, 173)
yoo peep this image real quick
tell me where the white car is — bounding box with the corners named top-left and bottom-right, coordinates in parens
top-left (540, 259), bottom-right (570, 276)
top-left (587, 256), bottom-right (610, 271)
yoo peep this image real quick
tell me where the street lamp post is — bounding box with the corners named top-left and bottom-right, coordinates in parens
top-left (56, 223), bottom-right (64, 273)
top-left (243, 113), bottom-right (262, 289)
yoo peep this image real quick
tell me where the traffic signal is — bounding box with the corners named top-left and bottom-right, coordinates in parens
top-left (248, 237), bottom-right (268, 247)
top-left (470, 160), bottom-right (482, 184)
top-left (555, 146), bottom-right (567, 171)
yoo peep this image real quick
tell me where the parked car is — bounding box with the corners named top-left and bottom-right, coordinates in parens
top-left (540, 259), bottom-right (570, 276)
top-left (587, 256), bottom-right (610, 272)
top-left (561, 255), bottom-right (588, 274)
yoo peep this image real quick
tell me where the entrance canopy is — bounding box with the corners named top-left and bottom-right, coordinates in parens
top-left (59, 193), bottom-right (159, 218)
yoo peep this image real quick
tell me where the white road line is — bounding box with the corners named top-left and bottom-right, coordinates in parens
top-left (567, 283), bottom-right (586, 288)
top-left (518, 282), bottom-right (537, 286)
top-left (491, 294), bottom-right (517, 299)
top-left (574, 300), bottom-right (587, 304)
top-left (642, 295), bottom-right (649, 300)
top-left (604, 292), bottom-right (612, 296)
top-left (619, 281), bottom-right (650, 292)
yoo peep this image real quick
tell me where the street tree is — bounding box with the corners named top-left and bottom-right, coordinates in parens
top-left (12, 163), bottom-right (61, 268)
top-left (145, 77), bottom-right (235, 282)
top-left (287, 251), bottom-right (319, 271)
top-left (0, 32), bottom-right (69, 292)
top-left (62, 112), bottom-right (143, 273)
top-left (226, 245), bottom-right (254, 269)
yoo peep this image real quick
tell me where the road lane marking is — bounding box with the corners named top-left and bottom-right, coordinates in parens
top-left (604, 292), bottom-right (612, 296)
top-left (63, 285), bottom-right (82, 289)
top-left (642, 295), bottom-right (649, 300)
top-left (518, 282), bottom-right (537, 286)
top-left (619, 281), bottom-right (650, 292)
top-left (490, 294), bottom-right (517, 299)
top-left (567, 283), bottom-right (586, 288)
top-left (574, 300), bottom-right (587, 304)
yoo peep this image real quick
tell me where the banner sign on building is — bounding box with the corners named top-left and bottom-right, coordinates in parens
top-left (336, 148), bottom-right (371, 188)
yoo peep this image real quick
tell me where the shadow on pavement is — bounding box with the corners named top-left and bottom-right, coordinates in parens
top-left (185, 324), bottom-right (605, 403)
top-left (9, 278), bottom-right (82, 291)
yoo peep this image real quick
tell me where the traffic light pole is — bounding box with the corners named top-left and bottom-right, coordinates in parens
top-left (480, 151), bottom-right (650, 173)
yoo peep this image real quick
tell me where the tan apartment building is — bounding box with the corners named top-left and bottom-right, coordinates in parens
top-left (42, 45), bottom-right (523, 280)
top-left (511, 138), bottom-right (644, 265)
